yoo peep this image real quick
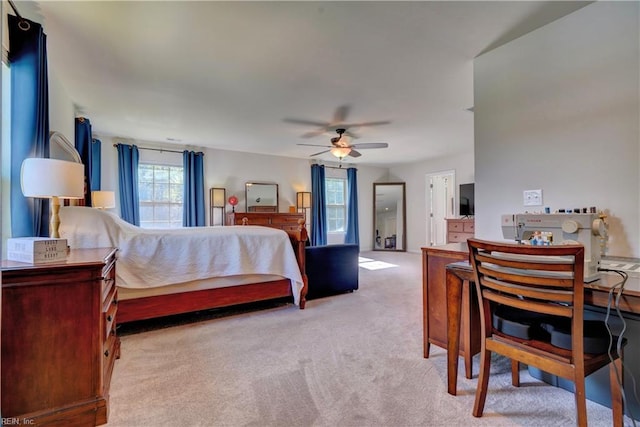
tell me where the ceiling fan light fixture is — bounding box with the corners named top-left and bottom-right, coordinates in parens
top-left (330, 146), bottom-right (351, 159)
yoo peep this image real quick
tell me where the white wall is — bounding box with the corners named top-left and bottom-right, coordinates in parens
top-left (48, 71), bottom-right (74, 141)
top-left (388, 150), bottom-right (474, 253)
top-left (474, 1), bottom-right (639, 257)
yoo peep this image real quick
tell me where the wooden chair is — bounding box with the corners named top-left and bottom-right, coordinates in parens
top-left (467, 238), bottom-right (625, 427)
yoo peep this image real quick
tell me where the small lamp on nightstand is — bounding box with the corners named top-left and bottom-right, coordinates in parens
top-left (91, 191), bottom-right (115, 210)
top-left (228, 195), bottom-right (239, 213)
top-left (21, 158), bottom-right (85, 238)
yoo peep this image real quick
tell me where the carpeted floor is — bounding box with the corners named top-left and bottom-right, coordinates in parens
top-left (107, 251), bottom-right (635, 426)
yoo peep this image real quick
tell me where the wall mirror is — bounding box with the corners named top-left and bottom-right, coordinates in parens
top-left (373, 182), bottom-right (406, 251)
top-left (245, 182), bottom-right (278, 212)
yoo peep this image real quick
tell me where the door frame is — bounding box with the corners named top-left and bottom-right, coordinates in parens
top-left (425, 170), bottom-right (455, 246)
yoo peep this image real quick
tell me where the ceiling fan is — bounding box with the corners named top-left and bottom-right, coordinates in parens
top-left (297, 129), bottom-right (389, 159)
top-left (284, 105), bottom-right (391, 139)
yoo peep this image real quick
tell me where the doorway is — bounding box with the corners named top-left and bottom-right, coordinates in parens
top-left (426, 171), bottom-right (455, 246)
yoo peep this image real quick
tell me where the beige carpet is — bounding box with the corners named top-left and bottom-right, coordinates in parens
top-left (108, 251), bottom-right (633, 426)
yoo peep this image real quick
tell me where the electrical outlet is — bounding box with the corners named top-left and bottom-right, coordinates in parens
top-left (523, 189), bottom-right (543, 206)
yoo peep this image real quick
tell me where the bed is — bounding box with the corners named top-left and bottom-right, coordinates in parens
top-left (59, 206), bottom-right (308, 323)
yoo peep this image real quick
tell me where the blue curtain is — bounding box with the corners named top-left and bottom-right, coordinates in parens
top-left (91, 138), bottom-right (102, 191)
top-left (9, 15), bottom-right (50, 237)
top-left (116, 144), bottom-right (140, 225)
top-left (345, 167), bottom-right (359, 246)
top-left (310, 164), bottom-right (327, 246)
top-left (75, 117), bottom-right (92, 205)
top-left (183, 150), bottom-right (205, 227)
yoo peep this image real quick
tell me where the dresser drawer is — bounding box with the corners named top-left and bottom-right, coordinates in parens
top-left (103, 290), bottom-right (118, 339)
top-left (103, 333), bottom-right (118, 365)
top-left (275, 216), bottom-right (303, 225)
top-left (448, 232), bottom-right (473, 243)
top-left (101, 260), bottom-right (116, 301)
top-left (102, 281), bottom-right (117, 311)
top-left (280, 224), bottom-right (302, 231)
top-left (463, 222), bottom-right (475, 233)
top-left (448, 222), bottom-right (464, 232)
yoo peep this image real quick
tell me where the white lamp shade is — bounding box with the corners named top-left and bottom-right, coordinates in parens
top-left (92, 190), bottom-right (116, 208)
top-left (297, 192), bottom-right (311, 209)
top-left (21, 158), bottom-right (85, 199)
top-left (211, 188), bottom-right (226, 207)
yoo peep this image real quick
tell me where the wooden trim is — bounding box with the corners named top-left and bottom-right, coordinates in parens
top-left (117, 279), bottom-right (293, 323)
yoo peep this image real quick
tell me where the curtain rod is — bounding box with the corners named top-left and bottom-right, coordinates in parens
top-left (8, 0), bottom-right (22, 19)
top-left (113, 144), bottom-right (184, 154)
top-left (316, 164), bottom-right (356, 170)
top-left (8, 0), bottom-right (31, 30)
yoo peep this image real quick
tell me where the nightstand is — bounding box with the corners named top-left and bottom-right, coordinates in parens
top-left (1, 247), bottom-right (120, 426)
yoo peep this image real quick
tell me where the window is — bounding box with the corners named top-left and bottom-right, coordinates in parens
top-left (138, 163), bottom-right (184, 228)
top-left (325, 177), bottom-right (346, 232)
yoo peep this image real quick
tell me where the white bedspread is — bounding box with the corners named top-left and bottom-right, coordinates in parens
top-left (59, 206), bottom-right (304, 305)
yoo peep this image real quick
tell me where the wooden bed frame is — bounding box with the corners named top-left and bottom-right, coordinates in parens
top-left (116, 215), bottom-right (308, 324)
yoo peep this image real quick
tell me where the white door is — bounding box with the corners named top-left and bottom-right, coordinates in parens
top-left (426, 171), bottom-right (455, 246)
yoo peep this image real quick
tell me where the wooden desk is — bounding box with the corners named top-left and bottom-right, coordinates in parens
top-left (443, 254), bottom-right (640, 396)
top-left (422, 244), bottom-right (480, 380)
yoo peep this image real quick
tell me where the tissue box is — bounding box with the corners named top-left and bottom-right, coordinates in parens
top-left (7, 237), bottom-right (69, 263)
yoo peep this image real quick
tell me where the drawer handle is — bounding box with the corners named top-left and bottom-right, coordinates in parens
top-left (104, 350), bottom-right (109, 357)
top-left (107, 315), bottom-right (113, 322)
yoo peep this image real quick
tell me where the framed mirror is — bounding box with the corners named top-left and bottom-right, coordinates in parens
top-left (245, 182), bottom-right (278, 212)
top-left (373, 182), bottom-right (406, 251)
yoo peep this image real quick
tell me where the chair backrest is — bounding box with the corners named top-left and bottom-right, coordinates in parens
top-left (467, 238), bottom-right (585, 354)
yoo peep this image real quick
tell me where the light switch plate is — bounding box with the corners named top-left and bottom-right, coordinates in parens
top-left (523, 189), bottom-right (543, 206)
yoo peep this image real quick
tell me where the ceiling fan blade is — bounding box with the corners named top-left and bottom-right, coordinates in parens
top-left (350, 143), bottom-right (389, 149)
top-left (297, 143), bottom-right (332, 148)
top-left (310, 150), bottom-right (330, 157)
top-left (341, 120), bottom-right (391, 128)
top-left (283, 118), bottom-right (331, 127)
top-left (301, 129), bottom-right (329, 138)
top-left (333, 105), bottom-right (350, 123)
top-left (348, 149), bottom-right (362, 158)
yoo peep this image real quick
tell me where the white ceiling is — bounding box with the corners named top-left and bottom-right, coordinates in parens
top-left (22, 1), bottom-right (589, 166)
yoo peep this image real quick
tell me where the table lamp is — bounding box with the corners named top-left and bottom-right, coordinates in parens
top-left (91, 191), bottom-right (116, 210)
top-left (210, 188), bottom-right (226, 226)
top-left (21, 158), bottom-right (85, 238)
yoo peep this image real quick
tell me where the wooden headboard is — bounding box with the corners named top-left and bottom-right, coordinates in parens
top-left (226, 212), bottom-right (305, 232)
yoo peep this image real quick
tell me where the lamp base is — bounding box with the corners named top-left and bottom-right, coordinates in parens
top-left (50, 196), bottom-right (61, 238)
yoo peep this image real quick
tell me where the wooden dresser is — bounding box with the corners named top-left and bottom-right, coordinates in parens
top-left (1, 247), bottom-right (120, 426)
top-left (445, 218), bottom-right (475, 243)
top-left (226, 212), bottom-right (305, 231)
top-left (422, 243), bottom-right (481, 379)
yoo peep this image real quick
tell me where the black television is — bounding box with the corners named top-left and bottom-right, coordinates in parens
top-left (459, 183), bottom-right (475, 217)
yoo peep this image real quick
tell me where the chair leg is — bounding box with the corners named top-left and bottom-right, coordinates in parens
top-left (473, 349), bottom-right (492, 417)
top-left (511, 360), bottom-right (520, 387)
top-left (609, 355), bottom-right (624, 427)
top-left (574, 377), bottom-right (588, 427)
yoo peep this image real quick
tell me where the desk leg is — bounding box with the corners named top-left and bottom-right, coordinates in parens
top-left (446, 269), bottom-right (463, 396)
